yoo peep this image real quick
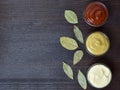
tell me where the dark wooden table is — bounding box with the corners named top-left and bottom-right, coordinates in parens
top-left (0, 0), bottom-right (119, 90)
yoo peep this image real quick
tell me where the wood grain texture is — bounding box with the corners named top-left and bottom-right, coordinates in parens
top-left (0, 0), bottom-right (119, 90)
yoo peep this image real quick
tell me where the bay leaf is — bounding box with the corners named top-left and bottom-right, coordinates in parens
top-left (73, 50), bottom-right (84, 65)
top-left (78, 70), bottom-right (87, 90)
top-left (63, 62), bottom-right (73, 80)
top-left (73, 25), bottom-right (84, 44)
top-left (60, 37), bottom-right (78, 50)
top-left (64, 10), bottom-right (78, 24)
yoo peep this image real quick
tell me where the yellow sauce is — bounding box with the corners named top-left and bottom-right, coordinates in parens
top-left (86, 32), bottom-right (110, 56)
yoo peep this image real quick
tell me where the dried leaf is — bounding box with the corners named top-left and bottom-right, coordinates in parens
top-left (63, 62), bottom-right (73, 80)
top-left (73, 50), bottom-right (84, 65)
top-left (60, 37), bottom-right (78, 50)
top-left (74, 25), bottom-right (84, 44)
top-left (78, 70), bottom-right (87, 90)
top-left (64, 10), bottom-right (78, 24)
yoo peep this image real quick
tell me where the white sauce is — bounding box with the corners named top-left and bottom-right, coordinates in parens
top-left (87, 64), bottom-right (112, 88)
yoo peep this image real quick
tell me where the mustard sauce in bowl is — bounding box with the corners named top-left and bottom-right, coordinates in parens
top-left (86, 32), bottom-right (110, 56)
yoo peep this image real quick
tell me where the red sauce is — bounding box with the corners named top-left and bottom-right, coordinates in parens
top-left (84, 2), bottom-right (108, 27)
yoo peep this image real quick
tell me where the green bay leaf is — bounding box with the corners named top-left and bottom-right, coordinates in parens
top-left (64, 10), bottom-right (78, 24)
top-left (74, 25), bottom-right (84, 44)
top-left (63, 62), bottom-right (73, 80)
top-left (73, 50), bottom-right (84, 65)
top-left (78, 70), bottom-right (87, 90)
top-left (60, 37), bottom-right (78, 50)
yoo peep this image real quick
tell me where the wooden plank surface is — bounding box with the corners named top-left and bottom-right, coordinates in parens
top-left (0, 0), bottom-right (119, 90)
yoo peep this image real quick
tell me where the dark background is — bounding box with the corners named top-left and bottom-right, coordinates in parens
top-left (0, 0), bottom-right (119, 90)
